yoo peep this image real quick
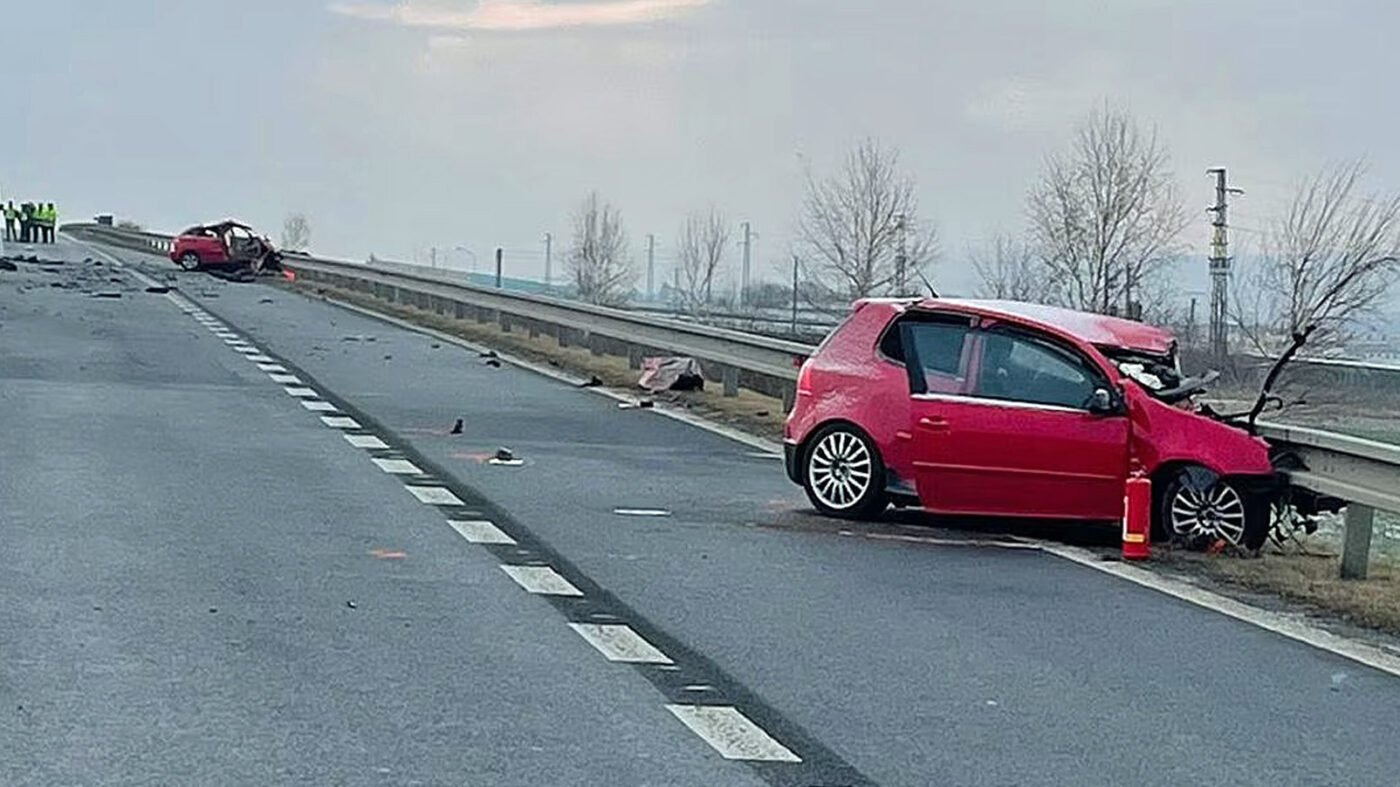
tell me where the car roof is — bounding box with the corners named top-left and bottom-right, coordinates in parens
top-left (911, 297), bottom-right (1175, 354)
top-left (181, 219), bottom-right (255, 234)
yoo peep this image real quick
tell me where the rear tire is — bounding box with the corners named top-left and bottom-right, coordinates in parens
top-left (801, 424), bottom-right (888, 519)
top-left (178, 252), bottom-right (201, 271)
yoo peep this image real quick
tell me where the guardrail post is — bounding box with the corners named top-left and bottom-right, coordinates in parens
top-left (476, 307), bottom-right (490, 325)
top-left (589, 333), bottom-right (605, 356)
top-left (528, 322), bottom-right (540, 339)
top-left (781, 383), bottom-right (796, 412)
top-left (1340, 504), bottom-right (1375, 580)
top-left (557, 327), bottom-right (571, 348)
top-left (722, 366), bottom-right (740, 397)
top-left (453, 302), bottom-right (466, 320)
top-left (628, 346), bottom-right (643, 370)
top-left (499, 312), bottom-right (512, 333)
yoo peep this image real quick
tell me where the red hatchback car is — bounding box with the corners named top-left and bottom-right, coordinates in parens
top-left (170, 220), bottom-right (280, 273)
top-left (784, 298), bottom-right (1283, 549)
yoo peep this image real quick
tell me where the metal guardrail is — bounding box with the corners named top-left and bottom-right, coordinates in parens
top-left (66, 224), bottom-right (1400, 578)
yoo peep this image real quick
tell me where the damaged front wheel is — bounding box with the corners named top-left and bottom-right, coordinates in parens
top-left (1159, 466), bottom-right (1268, 551)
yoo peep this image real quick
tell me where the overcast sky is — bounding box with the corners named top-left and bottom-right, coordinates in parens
top-left (4, 0), bottom-right (1398, 295)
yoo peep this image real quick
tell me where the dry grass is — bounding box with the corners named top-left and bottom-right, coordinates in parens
top-left (286, 280), bottom-right (789, 443)
top-left (1158, 548), bottom-right (1400, 633)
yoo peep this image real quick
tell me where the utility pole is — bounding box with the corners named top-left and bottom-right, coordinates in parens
top-left (894, 214), bottom-right (908, 295)
top-left (646, 234), bottom-right (656, 300)
top-left (495, 247), bottom-right (503, 289)
top-left (740, 221), bottom-right (753, 308)
top-left (1206, 168), bottom-right (1244, 362)
top-left (791, 254), bottom-right (800, 337)
top-left (543, 232), bottom-right (552, 290)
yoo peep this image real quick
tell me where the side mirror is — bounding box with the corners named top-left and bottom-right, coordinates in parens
top-left (1088, 388), bottom-right (1119, 415)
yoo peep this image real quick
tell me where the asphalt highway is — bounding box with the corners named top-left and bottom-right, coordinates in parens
top-left (3, 235), bottom-right (1400, 785)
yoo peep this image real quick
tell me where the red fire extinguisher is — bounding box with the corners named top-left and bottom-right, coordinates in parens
top-left (1122, 472), bottom-right (1152, 561)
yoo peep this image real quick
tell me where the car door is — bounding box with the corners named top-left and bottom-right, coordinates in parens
top-left (904, 322), bottom-right (1129, 520)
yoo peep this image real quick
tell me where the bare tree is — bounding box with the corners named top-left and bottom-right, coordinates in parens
top-left (281, 212), bottom-right (311, 251)
top-left (797, 139), bottom-right (937, 302)
top-left (1232, 161), bottom-right (1400, 353)
top-left (675, 207), bottom-right (730, 313)
top-left (568, 192), bottom-right (634, 306)
top-left (971, 233), bottom-right (1040, 300)
top-left (1027, 106), bottom-right (1188, 315)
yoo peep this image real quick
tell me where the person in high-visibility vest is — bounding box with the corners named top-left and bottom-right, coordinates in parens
top-left (2, 201), bottom-right (16, 242)
top-left (19, 202), bottom-right (33, 244)
top-left (43, 203), bottom-right (57, 243)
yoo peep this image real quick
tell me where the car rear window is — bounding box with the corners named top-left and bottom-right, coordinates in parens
top-left (879, 313), bottom-right (972, 376)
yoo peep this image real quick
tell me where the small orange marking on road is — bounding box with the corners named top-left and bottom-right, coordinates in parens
top-left (369, 548), bottom-right (408, 560)
top-left (450, 451), bottom-right (492, 463)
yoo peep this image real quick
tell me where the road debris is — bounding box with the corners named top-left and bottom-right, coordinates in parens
top-left (488, 447), bottom-right (524, 466)
top-left (580, 375), bottom-right (603, 388)
top-left (450, 419), bottom-right (464, 435)
top-left (0, 260), bottom-right (17, 272)
top-left (479, 350), bottom-right (498, 359)
top-left (618, 400), bottom-right (655, 410)
top-left (91, 292), bottom-right (123, 299)
top-left (484, 358), bottom-right (502, 368)
top-left (145, 285), bottom-right (171, 294)
top-left (346, 600), bottom-right (358, 610)
top-left (638, 357), bottom-right (705, 392)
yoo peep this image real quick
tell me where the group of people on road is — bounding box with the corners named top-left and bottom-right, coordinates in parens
top-left (3, 200), bottom-right (59, 244)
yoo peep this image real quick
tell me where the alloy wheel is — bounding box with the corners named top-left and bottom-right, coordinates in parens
top-left (1169, 481), bottom-right (1247, 546)
top-left (807, 430), bottom-right (874, 511)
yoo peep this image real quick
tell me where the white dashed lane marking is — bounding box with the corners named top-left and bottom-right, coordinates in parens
top-left (447, 519), bottom-right (516, 545)
top-left (320, 416), bottom-right (362, 429)
top-left (568, 624), bottom-right (674, 664)
top-left (234, 346), bottom-right (262, 355)
top-left (665, 706), bottom-right (802, 763)
top-left (257, 363), bottom-right (287, 372)
top-left (301, 400), bottom-right (339, 412)
top-left (404, 486), bottom-right (464, 506)
top-left (269, 374), bottom-right (302, 384)
top-left (344, 434), bottom-right (389, 449)
top-left (246, 354), bottom-right (276, 363)
top-left (371, 458), bottom-right (422, 475)
top-left (284, 387), bottom-right (320, 398)
top-left (499, 565), bottom-right (584, 596)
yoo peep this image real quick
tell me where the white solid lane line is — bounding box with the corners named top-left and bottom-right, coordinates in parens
top-left (447, 519), bottom-right (517, 545)
top-left (404, 486), bottom-right (463, 506)
top-left (284, 387), bottom-right (320, 398)
top-left (320, 416), bottom-right (362, 429)
top-left (664, 706), bottom-right (801, 762)
top-left (499, 565), bottom-right (584, 596)
top-left (257, 363), bottom-right (288, 373)
top-left (301, 400), bottom-right (339, 412)
top-left (371, 457), bottom-right (422, 475)
top-left (344, 434), bottom-right (389, 449)
top-left (269, 374), bottom-right (302, 384)
top-left (568, 624), bottom-right (674, 664)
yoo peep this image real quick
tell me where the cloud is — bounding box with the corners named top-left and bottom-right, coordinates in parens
top-left (329, 0), bottom-right (712, 31)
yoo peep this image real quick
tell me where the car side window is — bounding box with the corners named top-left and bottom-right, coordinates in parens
top-left (882, 314), bottom-right (972, 393)
top-left (972, 328), bottom-right (1104, 409)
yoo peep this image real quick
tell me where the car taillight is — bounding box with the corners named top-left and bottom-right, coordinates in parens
top-left (796, 358), bottom-right (814, 394)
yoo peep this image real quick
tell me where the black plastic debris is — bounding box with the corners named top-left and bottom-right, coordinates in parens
top-left (0, 260), bottom-right (17, 272)
top-left (92, 292), bottom-right (122, 299)
top-left (484, 358), bottom-right (502, 368)
top-left (259, 297), bottom-right (274, 304)
top-left (145, 286), bottom-right (171, 294)
top-left (450, 419), bottom-right (464, 435)
top-left (431, 343), bottom-right (441, 349)
top-left (479, 350), bottom-right (498, 359)
top-left (755, 410), bottom-right (770, 417)
top-left (383, 354), bottom-right (393, 360)
top-left (580, 375), bottom-right (603, 388)
top-left (346, 600), bottom-right (358, 610)
top-left (488, 447), bottom-right (523, 466)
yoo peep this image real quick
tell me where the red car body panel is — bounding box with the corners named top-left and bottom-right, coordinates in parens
top-left (785, 298), bottom-right (1274, 521)
top-left (170, 233), bottom-right (230, 264)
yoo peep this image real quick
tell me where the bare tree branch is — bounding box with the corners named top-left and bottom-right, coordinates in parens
top-left (568, 192), bottom-right (635, 306)
top-left (1231, 160), bottom-right (1400, 352)
top-left (675, 206), bottom-right (730, 314)
top-left (797, 138), bottom-right (937, 302)
top-left (971, 233), bottom-right (1040, 300)
top-left (281, 212), bottom-right (311, 251)
top-left (1026, 106), bottom-right (1188, 315)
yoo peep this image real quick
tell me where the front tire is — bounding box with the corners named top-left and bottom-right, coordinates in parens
top-left (178, 252), bottom-right (201, 271)
top-left (802, 424), bottom-right (888, 519)
top-left (1159, 466), bottom-right (1268, 551)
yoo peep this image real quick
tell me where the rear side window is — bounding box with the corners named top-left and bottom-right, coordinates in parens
top-left (881, 313), bottom-right (973, 393)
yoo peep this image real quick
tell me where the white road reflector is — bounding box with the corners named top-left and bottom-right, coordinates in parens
top-left (568, 624), bottom-right (673, 664)
top-left (269, 374), bottom-right (302, 384)
top-left (344, 434), bottom-right (389, 450)
top-left (371, 458), bottom-right (422, 475)
top-left (405, 486), bottom-right (463, 506)
top-left (664, 705), bottom-right (801, 762)
top-left (301, 400), bottom-right (339, 412)
top-left (499, 565), bottom-right (583, 596)
top-left (320, 416), bottom-right (362, 429)
top-left (246, 354), bottom-right (276, 363)
top-left (257, 363), bottom-right (287, 373)
top-left (284, 386), bottom-right (320, 398)
top-left (448, 520), bottom-right (516, 545)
